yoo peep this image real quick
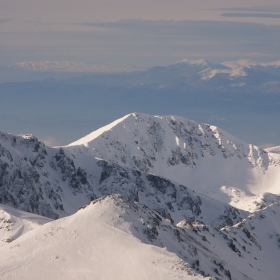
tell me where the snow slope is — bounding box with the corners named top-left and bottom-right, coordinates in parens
top-left (0, 203), bottom-right (52, 247)
top-left (1, 194), bottom-right (279, 279)
top-left (0, 195), bottom-right (251, 280)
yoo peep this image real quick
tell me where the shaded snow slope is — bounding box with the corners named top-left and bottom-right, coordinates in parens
top-left (66, 113), bottom-right (280, 210)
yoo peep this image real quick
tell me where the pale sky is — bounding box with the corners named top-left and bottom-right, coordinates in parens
top-left (1, 0), bottom-right (280, 67)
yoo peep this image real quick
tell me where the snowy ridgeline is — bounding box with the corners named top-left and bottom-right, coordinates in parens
top-left (0, 113), bottom-right (280, 279)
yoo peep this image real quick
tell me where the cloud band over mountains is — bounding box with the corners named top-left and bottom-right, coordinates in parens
top-left (221, 13), bottom-right (280, 19)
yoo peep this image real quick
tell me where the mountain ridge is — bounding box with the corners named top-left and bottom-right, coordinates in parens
top-left (1, 194), bottom-right (280, 279)
top-left (1, 113), bottom-right (280, 220)
top-left (1, 113), bottom-right (280, 279)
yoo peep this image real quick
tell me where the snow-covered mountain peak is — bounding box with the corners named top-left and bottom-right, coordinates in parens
top-left (177, 59), bottom-right (210, 67)
top-left (199, 67), bottom-right (248, 79)
top-left (63, 113), bottom-right (280, 210)
top-left (67, 112), bottom-right (200, 148)
top-left (222, 59), bottom-right (258, 69)
top-left (21, 134), bottom-right (35, 140)
top-left (0, 131), bottom-right (39, 145)
top-left (1, 113), bottom-right (278, 218)
top-left (66, 112), bottom-right (263, 168)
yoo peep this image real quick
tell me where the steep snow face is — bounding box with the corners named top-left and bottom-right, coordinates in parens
top-left (66, 113), bottom-right (280, 210)
top-left (0, 195), bottom-right (250, 280)
top-left (68, 114), bottom-right (131, 146)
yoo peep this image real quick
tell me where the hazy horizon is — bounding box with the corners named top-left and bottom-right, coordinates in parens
top-left (1, 1), bottom-right (280, 67)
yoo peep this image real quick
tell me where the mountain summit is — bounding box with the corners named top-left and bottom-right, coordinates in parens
top-left (66, 113), bottom-right (280, 211)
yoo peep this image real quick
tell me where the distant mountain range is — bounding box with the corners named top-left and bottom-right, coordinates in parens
top-left (1, 59), bottom-right (280, 89)
top-left (0, 58), bottom-right (280, 147)
top-left (1, 113), bottom-right (280, 279)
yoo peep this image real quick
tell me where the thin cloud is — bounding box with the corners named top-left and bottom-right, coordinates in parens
top-left (221, 13), bottom-right (280, 19)
top-left (40, 136), bottom-right (60, 147)
top-left (209, 5), bottom-right (280, 13)
top-left (17, 134), bottom-right (60, 146)
top-left (2, 18), bottom-right (280, 67)
top-left (259, 143), bottom-right (277, 149)
top-left (78, 19), bottom-right (280, 40)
